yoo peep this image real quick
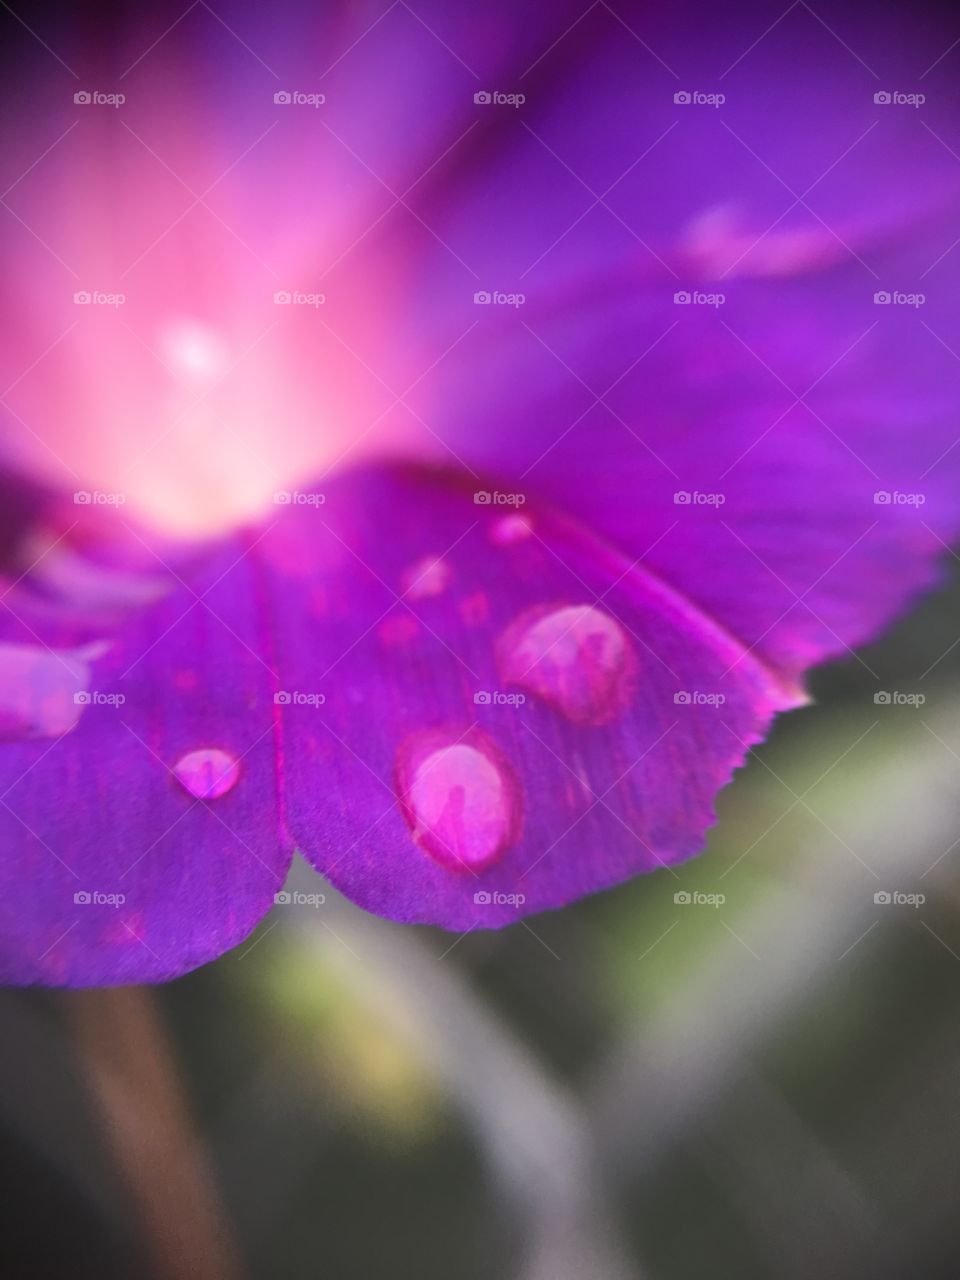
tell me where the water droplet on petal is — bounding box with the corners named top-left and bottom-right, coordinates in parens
top-left (396, 733), bottom-right (521, 873)
top-left (489, 513), bottom-right (533, 546)
top-left (0, 642), bottom-right (99, 740)
top-left (401, 555), bottom-right (451, 600)
top-left (173, 748), bottom-right (241, 799)
top-left (498, 604), bottom-right (636, 726)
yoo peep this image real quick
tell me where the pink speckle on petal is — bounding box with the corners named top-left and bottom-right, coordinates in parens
top-left (458, 591), bottom-right (490, 626)
top-left (378, 614), bottom-right (421, 646)
top-left (401, 555), bottom-right (451, 600)
top-left (489, 513), bottom-right (534, 546)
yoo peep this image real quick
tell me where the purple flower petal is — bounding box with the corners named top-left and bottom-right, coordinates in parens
top-left (255, 465), bottom-right (797, 930)
top-left (402, 228), bottom-right (960, 681)
top-left (0, 541), bottom-right (288, 986)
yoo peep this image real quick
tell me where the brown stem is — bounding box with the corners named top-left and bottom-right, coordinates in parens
top-left (65, 986), bottom-right (243, 1280)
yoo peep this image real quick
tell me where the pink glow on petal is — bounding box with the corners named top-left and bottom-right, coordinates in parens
top-left (489, 513), bottom-right (534, 545)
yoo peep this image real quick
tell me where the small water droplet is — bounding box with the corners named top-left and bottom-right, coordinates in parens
top-left (173, 748), bottom-right (241, 799)
top-left (401, 555), bottom-right (451, 600)
top-left (498, 604), bottom-right (636, 726)
top-left (396, 733), bottom-right (521, 872)
top-left (489, 514), bottom-right (533, 546)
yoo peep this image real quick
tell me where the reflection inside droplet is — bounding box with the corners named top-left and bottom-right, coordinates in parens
top-left (173, 748), bottom-right (241, 799)
top-left (396, 734), bottom-right (521, 872)
top-left (498, 604), bottom-right (636, 726)
top-left (0, 641), bottom-right (100, 740)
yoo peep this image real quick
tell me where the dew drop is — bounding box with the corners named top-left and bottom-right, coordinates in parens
top-left (173, 748), bottom-right (241, 800)
top-left (489, 513), bottom-right (533, 546)
top-left (498, 604), bottom-right (636, 726)
top-left (401, 555), bottom-right (451, 600)
top-left (396, 734), bottom-right (521, 872)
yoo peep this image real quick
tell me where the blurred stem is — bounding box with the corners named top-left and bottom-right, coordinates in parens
top-left (65, 986), bottom-right (242, 1280)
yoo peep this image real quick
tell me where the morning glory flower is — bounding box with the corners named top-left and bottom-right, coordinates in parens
top-left (2, 0), bottom-right (960, 984)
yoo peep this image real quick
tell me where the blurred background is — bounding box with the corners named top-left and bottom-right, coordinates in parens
top-left (2, 566), bottom-right (959, 1278)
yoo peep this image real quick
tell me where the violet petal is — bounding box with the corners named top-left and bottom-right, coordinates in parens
top-left (0, 539), bottom-right (288, 986)
top-left (255, 465), bottom-right (798, 931)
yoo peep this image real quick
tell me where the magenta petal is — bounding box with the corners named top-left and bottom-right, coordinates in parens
top-left (0, 541), bottom-right (288, 986)
top-left (255, 465), bottom-right (797, 931)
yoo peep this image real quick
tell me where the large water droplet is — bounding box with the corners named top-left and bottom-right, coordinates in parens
top-left (0, 641), bottom-right (100, 740)
top-left (498, 604), bottom-right (636, 726)
top-left (396, 734), bottom-right (521, 872)
top-left (173, 748), bottom-right (241, 799)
